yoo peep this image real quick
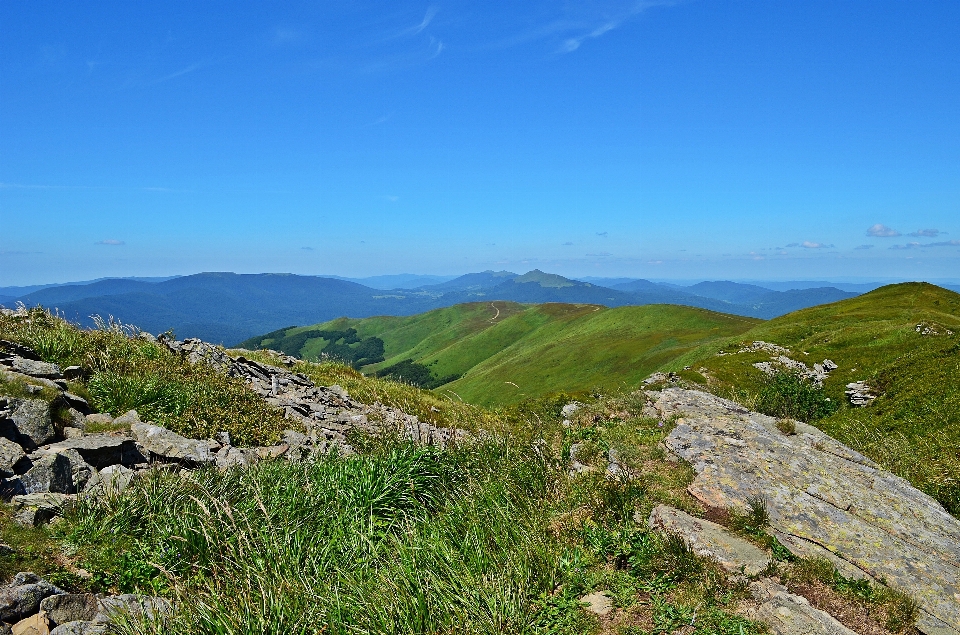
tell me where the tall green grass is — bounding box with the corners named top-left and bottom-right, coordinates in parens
top-left (62, 398), bottom-right (766, 635)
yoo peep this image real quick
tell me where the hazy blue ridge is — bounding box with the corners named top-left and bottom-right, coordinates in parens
top-left (2, 270), bottom-right (880, 346)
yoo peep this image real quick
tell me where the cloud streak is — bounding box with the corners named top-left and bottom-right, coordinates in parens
top-left (908, 229), bottom-right (943, 238)
top-left (867, 223), bottom-right (900, 237)
top-left (890, 240), bottom-right (960, 250)
top-left (95, 239), bottom-right (125, 245)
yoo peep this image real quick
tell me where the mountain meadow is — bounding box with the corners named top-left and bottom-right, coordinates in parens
top-left (0, 282), bottom-right (957, 634)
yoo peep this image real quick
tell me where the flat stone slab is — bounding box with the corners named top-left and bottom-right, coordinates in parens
top-left (580, 591), bottom-right (613, 616)
top-left (653, 388), bottom-right (960, 635)
top-left (647, 504), bottom-right (770, 576)
top-left (43, 435), bottom-right (141, 469)
top-left (746, 579), bottom-right (858, 635)
top-left (131, 422), bottom-right (213, 464)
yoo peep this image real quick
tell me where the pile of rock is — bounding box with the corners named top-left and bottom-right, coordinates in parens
top-left (0, 572), bottom-right (169, 634)
top-left (844, 380), bottom-right (876, 407)
top-left (752, 355), bottom-right (837, 386)
top-left (159, 337), bottom-right (468, 452)
top-left (915, 322), bottom-right (955, 336)
top-left (736, 340), bottom-right (793, 355)
top-left (0, 335), bottom-right (468, 528)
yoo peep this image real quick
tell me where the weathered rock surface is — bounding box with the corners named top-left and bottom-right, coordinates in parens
top-left (580, 591), bottom-right (614, 616)
top-left (130, 421), bottom-right (213, 464)
top-left (11, 612), bottom-right (49, 635)
top-left (49, 622), bottom-right (106, 635)
top-left (0, 573), bottom-right (64, 622)
top-left (4, 400), bottom-right (55, 448)
top-left (652, 387), bottom-right (960, 635)
top-left (40, 593), bottom-right (99, 626)
top-left (83, 465), bottom-right (134, 498)
top-left (746, 579), bottom-right (858, 635)
top-left (93, 594), bottom-right (171, 624)
top-left (0, 438), bottom-right (27, 478)
top-left (844, 381), bottom-right (876, 407)
top-left (647, 504), bottom-right (770, 576)
top-left (42, 435), bottom-right (142, 469)
top-left (20, 454), bottom-right (73, 495)
top-left (10, 493), bottom-right (75, 526)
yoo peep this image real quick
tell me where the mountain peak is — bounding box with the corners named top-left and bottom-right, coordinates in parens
top-left (513, 270), bottom-right (577, 288)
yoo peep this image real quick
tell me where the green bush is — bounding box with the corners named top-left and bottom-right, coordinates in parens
top-left (756, 372), bottom-right (838, 422)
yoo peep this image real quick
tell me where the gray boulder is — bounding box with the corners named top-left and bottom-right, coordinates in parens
top-left (131, 422), bottom-right (212, 464)
top-left (7, 357), bottom-right (61, 379)
top-left (56, 449), bottom-right (94, 491)
top-left (10, 493), bottom-right (75, 526)
top-left (93, 594), bottom-right (172, 624)
top-left (82, 414), bottom-right (113, 428)
top-left (0, 572), bottom-right (65, 622)
top-left (50, 622), bottom-right (108, 635)
top-left (21, 453), bottom-right (74, 494)
top-left (111, 410), bottom-right (141, 428)
top-left (83, 465), bottom-right (134, 498)
top-left (5, 399), bottom-right (55, 448)
top-left (43, 435), bottom-right (143, 469)
top-left (41, 593), bottom-right (99, 626)
top-left (746, 579), bottom-right (858, 635)
top-left (0, 437), bottom-right (26, 478)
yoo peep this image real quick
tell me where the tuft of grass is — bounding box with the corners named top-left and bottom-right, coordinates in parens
top-left (727, 497), bottom-right (770, 540)
top-left (775, 418), bottom-right (797, 435)
top-left (785, 557), bottom-right (920, 633)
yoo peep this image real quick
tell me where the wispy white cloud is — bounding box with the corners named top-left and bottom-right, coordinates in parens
top-left (150, 62), bottom-right (203, 84)
top-left (890, 240), bottom-right (960, 249)
top-left (95, 239), bottom-right (125, 246)
top-left (867, 223), bottom-right (900, 237)
top-left (801, 241), bottom-right (834, 249)
top-left (408, 7), bottom-right (438, 36)
top-left (364, 114), bottom-right (393, 127)
top-left (560, 20), bottom-right (620, 52)
top-left (854, 244), bottom-right (874, 250)
top-left (908, 228), bottom-right (943, 238)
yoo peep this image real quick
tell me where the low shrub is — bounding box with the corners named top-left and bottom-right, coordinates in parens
top-left (756, 371), bottom-right (838, 422)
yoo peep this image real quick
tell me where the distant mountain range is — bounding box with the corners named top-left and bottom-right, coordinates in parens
top-left (5, 269), bottom-right (953, 345)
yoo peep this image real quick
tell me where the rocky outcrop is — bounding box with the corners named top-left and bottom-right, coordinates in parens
top-left (0, 573), bottom-right (64, 623)
top-left (160, 337), bottom-right (469, 452)
top-left (651, 387), bottom-right (960, 635)
top-left (746, 579), bottom-right (859, 635)
top-left (647, 504), bottom-right (770, 576)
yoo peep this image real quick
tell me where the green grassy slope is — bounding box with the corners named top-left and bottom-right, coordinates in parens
top-left (246, 302), bottom-right (759, 406)
top-left (685, 282), bottom-right (960, 512)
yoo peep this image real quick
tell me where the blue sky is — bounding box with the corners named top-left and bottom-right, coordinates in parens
top-left (2, 0), bottom-right (959, 285)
